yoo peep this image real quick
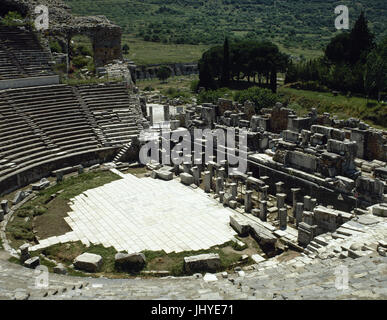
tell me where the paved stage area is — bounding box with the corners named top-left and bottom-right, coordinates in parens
top-left (30, 169), bottom-right (236, 253)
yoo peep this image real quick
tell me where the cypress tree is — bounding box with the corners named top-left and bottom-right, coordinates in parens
top-left (221, 37), bottom-right (230, 87)
top-left (349, 12), bottom-right (375, 64)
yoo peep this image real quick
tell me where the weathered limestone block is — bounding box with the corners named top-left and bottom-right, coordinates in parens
top-left (53, 263), bottom-right (67, 275)
top-left (180, 173), bottom-right (194, 186)
top-left (74, 253), bottom-right (103, 273)
top-left (327, 139), bottom-right (358, 158)
top-left (250, 223), bottom-right (277, 245)
top-left (301, 130), bottom-right (312, 146)
top-left (184, 253), bottom-right (221, 274)
top-left (32, 178), bottom-right (50, 191)
top-left (303, 211), bottom-right (314, 226)
top-left (310, 133), bottom-right (326, 146)
top-left (1, 200), bottom-right (9, 214)
top-left (285, 151), bottom-right (317, 172)
top-left (371, 204), bottom-right (387, 217)
top-left (155, 170), bottom-right (173, 181)
top-left (24, 256), bottom-right (40, 269)
top-left (12, 191), bottom-right (28, 205)
top-left (230, 215), bottom-right (250, 236)
top-left (229, 200), bottom-right (238, 209)
top-left (282, 130), bottom-right (300, 143)
top-left (297, 223), bottom-right (317, 246)
top-left (115, 253), bottom-right (146, 272)
top-left (313, 206), bottom-right (352, 233)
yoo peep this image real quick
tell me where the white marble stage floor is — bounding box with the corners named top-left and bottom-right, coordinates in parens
top-left (30, 169), bottom-right (237, 254)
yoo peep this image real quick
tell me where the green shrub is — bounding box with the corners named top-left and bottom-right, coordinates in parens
top-left (0, 11), bottom-right (24, 27)
top-left (197, 88), bottom-right (232, 104)
top-left (49, 40), bottom-right (62, 54)
top-left (72, 55), bottom-right (89, 69)
top-left (289, 81), bottom-right (330, 92)
top-left (144, 86), bottom-right (154, 91)
top-left (234, 87), bottom-right (277, 112)
top-left (190, 80), bottom-right (200, 93)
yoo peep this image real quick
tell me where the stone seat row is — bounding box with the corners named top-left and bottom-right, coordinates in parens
top-left (0, 82), bottom-right (142, 181)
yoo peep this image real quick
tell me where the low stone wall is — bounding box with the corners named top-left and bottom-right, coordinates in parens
top-left (0, 75), bottom-right (60, 90)
top-left (247, 158), bottom-right (357, 212)
top-left (0, 147), bottom-right (120, 196)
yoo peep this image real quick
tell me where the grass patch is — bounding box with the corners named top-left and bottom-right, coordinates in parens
top-left (142, 241), bottom-right (245, 276)
top-left (6, 170), bottom-right (122, 249)
top-left (279, 87), bottom-right (387, 129)
top-left (11, 240), bottom-right (249, 278)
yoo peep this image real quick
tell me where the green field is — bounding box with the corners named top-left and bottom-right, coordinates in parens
top-left (122, 35), bottom-right (211, 65)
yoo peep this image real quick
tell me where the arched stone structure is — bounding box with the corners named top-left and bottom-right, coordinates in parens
top-left (2, 0), bottom-right (123, 67)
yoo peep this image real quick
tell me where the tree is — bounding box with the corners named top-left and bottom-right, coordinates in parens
top-left (364, 37), bottom-right (387, 101)
top-left (325, 33), bottom-right (351, 64)
top-left (349, 12), bottom-right (375, 65)
top-left (221, 37), bottom-right (230, 86)
top-left (157, 66), bottom-right (172, 82)
top-left (122, 44), bottom-right (130, 54)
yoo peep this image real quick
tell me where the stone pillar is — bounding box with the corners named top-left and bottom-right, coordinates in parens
top-left (56, 171), bottom-right (63, 183)
top-left (173, 158), bottom-right (180, 176)
top-left (276, 193), bottom-right (286, 210)
top-left (192, 166), bottom-right (200, 186)
top-left (19, 243), bottom-right (31, 264)
top-left (260, 201), bottom-right (267, 222)
top-left (149, 106), bottom-right (154, 126)
top-left (304, 196), bottom-right (312, 211)
top-left (183, 162), bottom-right (191, 174)
top-left (310, 198), bottom-right (317, 211)
top-left (279, 208), bottom-right (287, 230)
top-left (275, 181), bottom-right (285, 194)
top-left (291, 188), bottom-right (301, 213)
top-left (164, 105), bottom-right (170, 121)
top-left (261, 185), bottom-right (269, 201)
top-left (219, 191), bottom-right (225, 204)
top-left (295, 203), bottom-right (304, 227)
top-left (207, 162), bottom-right (214, 181)
top-left (244, 190), bottom-right (253, 213)
top-left (220, 160), bottom-right (229, 178)
top-left (230, 183), bottom-right (237, 199)
top-left (218, 168), bottom-right (226, 180)
top-left (216, 177), bottom-right (223, 194)
top-left (1, 200), bottom-right (9, 215)
top-left (77, 165), bottom-right (84, 175)
top-left (203, 171), bottom-right (211, 193)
